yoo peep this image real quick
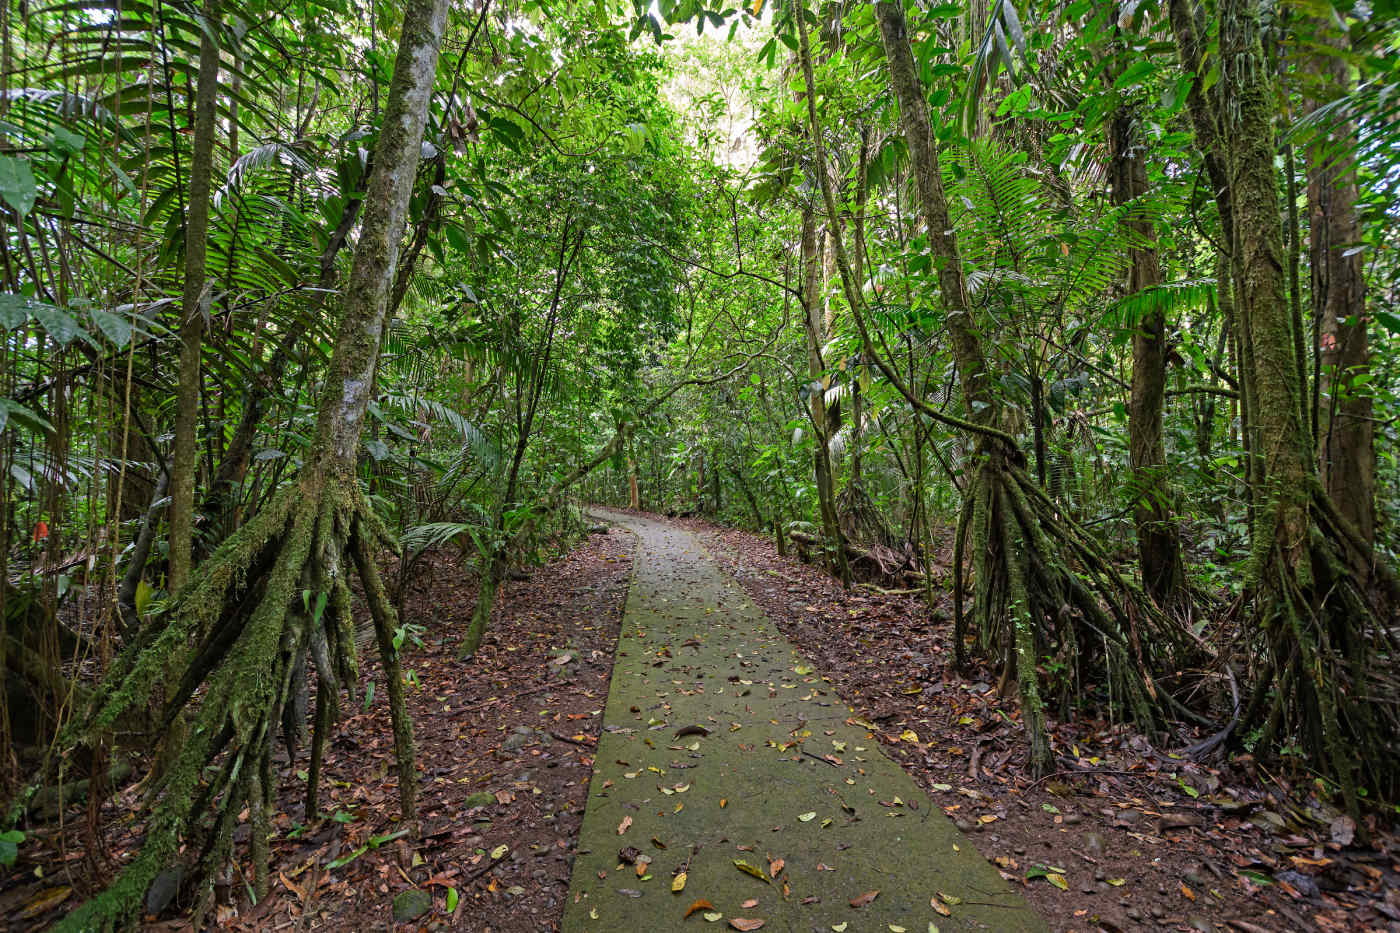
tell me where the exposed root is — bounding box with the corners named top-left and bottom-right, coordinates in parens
top-left (955, 447), bottom-right (1192, 776)
top-left (52, 470), bottom-right (416, 932)
top-left (1240, 483), bottom-right (1400, 817)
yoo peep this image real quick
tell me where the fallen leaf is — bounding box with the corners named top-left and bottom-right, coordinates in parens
top-left (1045, 873), bottom-right (1068, 891)
top-left (618, 816), bottom-right (633, 835)
top-left (798, 811), bottom-right (817, 822)
top-left (729, 919), bottom-right (765, 931)
top-left (768, 858), bottom-right (784, 877)
top-left (673, 872), bottom-right (687, 893)
top-left (850, 890), bottom-right (879, 907)
top-left (19, 886), bottom-right (72, 920)
top-left (832, 925), bottom-right (848, 933)
top-left (742, 898), bottom-right (758, 908)
top-left (704, 912), bottom-right (723, 922)
top-left (685, 899), bottom-right (715, 918)
top-left (1180, 881), bottom-right (1195, 901)
top-left (489, 844), bottom-right (508, 859)
top-left (930, 897), bottom-right (951, 916)
top-left (734, 859), bottom-right (770, 883)
top-left (890, 926), bottom-right (907, 932)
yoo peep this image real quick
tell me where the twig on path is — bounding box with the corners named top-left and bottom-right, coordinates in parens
top-left (799, 750), bottom-right (841, 768)
top-left (548, 731), bottom-right (595, 748)
top-left (1026, 767), bottom-right (1162, 790)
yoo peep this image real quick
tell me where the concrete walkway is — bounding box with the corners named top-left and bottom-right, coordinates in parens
top-left (563, 511), bottom-right (1044, 932)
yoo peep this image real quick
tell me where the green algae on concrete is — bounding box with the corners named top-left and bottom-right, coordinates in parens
top-left (563, 511), bottom-right (1045, 933)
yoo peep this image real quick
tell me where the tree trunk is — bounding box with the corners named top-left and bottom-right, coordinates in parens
top-left (54, 0), bottom-right (450, 925)
top-left (801, 206), bottom-right (850, 588)
top-left (167, 0), bottom-right (221, 593)
top-left (1109, 105), bottom-right (1187, 609)
top-left (1307, 16), bottom-right (1374, 549)
top-left (1171, 0), bottom-right (1395, 812)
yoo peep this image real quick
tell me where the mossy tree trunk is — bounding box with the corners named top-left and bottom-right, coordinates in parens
top-left (54, 0), bottom-right (451, 926)
top-left (1171, 0), bottom-right (1397, 811)
top-left (168, 0), bottom-right (221, 593)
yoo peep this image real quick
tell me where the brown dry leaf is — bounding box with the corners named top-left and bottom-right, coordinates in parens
top-left (618, 815), bottom-right (633, 835)
top-left (768, 858), bottom-right (784, 877)
top-left (729, 919), bottom-right (765, 931)
top-left (741, 898), bottom-right (758, 908)
top-left (850, 890), bottom-right (879, 908)
top-left (931, 896), bottom-right (951, 916)
top-left (685, 899), bottom-right (715, 918)
top-left (1180, 882), bottom-right (1196, 901)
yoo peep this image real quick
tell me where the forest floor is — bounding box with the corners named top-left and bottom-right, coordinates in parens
top-left (5, 511), bottom-right (1399, 932)
top-left (2, 528), bottom-right (635, 932)
top-left (671, 512), bottom-right (1400, 933)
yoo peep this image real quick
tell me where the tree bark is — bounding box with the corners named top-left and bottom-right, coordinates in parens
top-left (168, 0), bottom-right (221, 593)
top-left (1307, 15), bottom-right (1374, 549)
top-left (1109, 105), bottom-right (1186, 609)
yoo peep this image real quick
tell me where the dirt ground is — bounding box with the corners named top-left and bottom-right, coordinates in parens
top-left (1, 528), bottom-right (633, 932)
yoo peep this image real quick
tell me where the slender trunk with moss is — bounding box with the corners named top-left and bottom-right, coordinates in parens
top-left (52, 0), bottom-right (450, 925)
top-left (801, 207), bottom-right (851, 588)
top-left (168, 0), bottom-right (221, 593)
top-left (1109, 105), bottom-right (1187, 610)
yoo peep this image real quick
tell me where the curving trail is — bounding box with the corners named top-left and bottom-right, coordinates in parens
top-left (563, 510), bottom-right (1044, 932)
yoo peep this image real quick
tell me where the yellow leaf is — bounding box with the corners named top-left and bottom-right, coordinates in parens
top-left (673, 871), bottom-right (687, 892)
top-left (490, 844), bottom-right (508, 859)
top-left (617, 816), bottom-right (632, 835)
top-left (901, 729), bottom-right (920, 743)
top-left (1046, 873), bottom-right (1069, 891)
top-left (798, 811), bottom-right (817, 822)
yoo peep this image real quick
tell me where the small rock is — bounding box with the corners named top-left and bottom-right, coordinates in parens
top-left (1083, 832), bottom-right (1107, 858)
top-left (503, 733), bottom-right (532, 750)
top-left (1062, 812), bottom-right (1083, 825)
top-left (392, 888), bottom-right (432, 922)
top-left (146, 866), bottom-right (184, 916)
top-left (1150, 905), bottom-right (1165, 918)
top-left (1275, 869), bottom-right (1320, 898)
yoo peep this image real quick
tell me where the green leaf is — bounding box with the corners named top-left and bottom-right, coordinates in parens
top-left (88, 308), bottom-right (133, 347)
top-left (0, 155), bottom-right (36, 217)
top-left (0, 829), bottom-right (23, 867)
top-left (446, 887), bottom-right (458, 912)
top-left (30, 303), bottom-right (85, 347)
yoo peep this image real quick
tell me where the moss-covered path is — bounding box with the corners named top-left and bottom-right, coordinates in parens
top-left (563, 511), bottom-right (1044, 932)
